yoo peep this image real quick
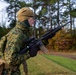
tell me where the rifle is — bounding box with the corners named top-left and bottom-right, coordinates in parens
top-left (19, 22), bottom-right (70, 57)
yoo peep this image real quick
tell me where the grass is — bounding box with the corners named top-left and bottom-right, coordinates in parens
top-left (20, 54), bottom-right (76, 75)
top-left (42, 54), bottom-right (76, 72)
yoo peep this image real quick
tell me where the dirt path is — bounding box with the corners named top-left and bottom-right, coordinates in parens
top-left (50, 52), bottom-right (76, 60)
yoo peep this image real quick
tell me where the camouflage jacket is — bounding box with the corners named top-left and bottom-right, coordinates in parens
top-left (0, 21), bottom-right (30, 65)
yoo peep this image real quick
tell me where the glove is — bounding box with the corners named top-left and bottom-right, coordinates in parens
top-left (29, 44), bottom-right (39, 57)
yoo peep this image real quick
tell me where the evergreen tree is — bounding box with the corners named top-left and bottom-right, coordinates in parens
top-left (4, 0), bottom-right (29, 28)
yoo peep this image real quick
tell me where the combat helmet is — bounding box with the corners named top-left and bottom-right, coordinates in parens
top-left (17, 7), bottom-right (34, 22)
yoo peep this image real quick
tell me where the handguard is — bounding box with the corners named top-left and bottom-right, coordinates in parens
top-left (19, 36), bottom-right (48, 57)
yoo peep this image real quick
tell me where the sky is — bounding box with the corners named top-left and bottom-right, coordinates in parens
top-left (0, 0), bottom-right (76, 27)
top-left (0, 1), bottom-right (9, 27)
top-left (0, 1), bottom-right (9, 10)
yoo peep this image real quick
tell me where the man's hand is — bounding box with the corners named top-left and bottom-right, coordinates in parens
top-left (0, 59), bottom-right (5, 75)
top-left (0, 59), bottom-right (5, 65)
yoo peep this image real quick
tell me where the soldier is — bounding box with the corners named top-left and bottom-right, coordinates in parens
top-left (0, 7), bottom-right (35, 75)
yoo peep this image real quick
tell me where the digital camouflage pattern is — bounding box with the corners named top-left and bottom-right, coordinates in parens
top-left (0, 21), bottom-right (30, 75)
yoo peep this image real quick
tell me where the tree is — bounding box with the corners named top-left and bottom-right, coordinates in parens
top-left (4, 0), bottom-right (30, 28)
top-left (3, 0), bottom-right (76, 35)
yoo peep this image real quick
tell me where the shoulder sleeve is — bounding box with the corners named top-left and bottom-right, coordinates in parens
top-left (5, 32), bottom-right (30, 65)
top-left (0, 36), bottom-right (7, 58)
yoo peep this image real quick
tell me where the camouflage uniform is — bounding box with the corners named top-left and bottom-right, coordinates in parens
top-left (0, 21), bottom-right (30, 75)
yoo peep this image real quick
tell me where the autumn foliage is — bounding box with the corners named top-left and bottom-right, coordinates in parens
top-left (48, 29), bottom-right (76, 52)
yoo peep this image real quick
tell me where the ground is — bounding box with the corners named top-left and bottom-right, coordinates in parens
top-left (20, 51), bottom-right (76, 75)
top-left (38, 50), bottom-right (76, 60)
top-left (49, 52), bottom-right (76, 60)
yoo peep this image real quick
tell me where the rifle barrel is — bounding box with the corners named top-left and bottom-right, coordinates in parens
top-left (40, 21), bottom-right (70, 40)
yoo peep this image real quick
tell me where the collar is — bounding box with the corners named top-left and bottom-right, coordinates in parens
top-left (15, 21), bottom-right (29, 31)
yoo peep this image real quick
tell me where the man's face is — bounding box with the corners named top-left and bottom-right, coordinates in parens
top-left (28, 17), bottom-right (35, 26)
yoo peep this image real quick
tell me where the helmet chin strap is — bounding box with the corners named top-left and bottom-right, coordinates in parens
top-left (22, 19), bottom-right (30, 28)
